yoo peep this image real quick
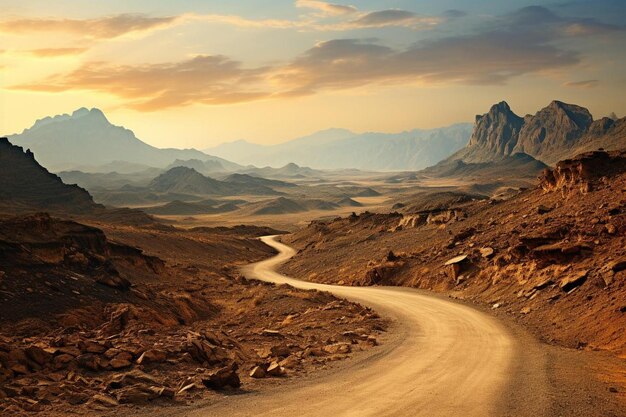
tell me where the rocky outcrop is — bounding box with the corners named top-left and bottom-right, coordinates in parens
top-left (0, 137), bottom-right (100, 213)
top-left (539, 150), bottom-right (626, 194)
top-left (513, 101), bottom-right (593, 162)
top-left (444, 101), bottom-right (626, 166)
top-left (458, 101), bottom-right (524, 163)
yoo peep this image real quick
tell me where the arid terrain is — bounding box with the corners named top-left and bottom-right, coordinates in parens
top-left (0, 140), bottom-right (386, 416)
top-left (1, 98), bottom-right (626, 416)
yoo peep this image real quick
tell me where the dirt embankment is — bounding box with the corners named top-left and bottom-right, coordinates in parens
top-left (0, 214), bottom-right (385, 416)
top-left (283, 150), bottom-right (626, 358)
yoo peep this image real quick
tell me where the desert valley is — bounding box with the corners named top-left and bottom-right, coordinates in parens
top-left (1, 1), bottom-right (625, 416)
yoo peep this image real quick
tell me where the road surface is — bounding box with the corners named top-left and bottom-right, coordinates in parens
top-left (184, 235), bottom-right (550, 417)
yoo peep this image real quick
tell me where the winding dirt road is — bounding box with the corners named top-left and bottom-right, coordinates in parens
top-left (184, 235), bottom-right (551, 417)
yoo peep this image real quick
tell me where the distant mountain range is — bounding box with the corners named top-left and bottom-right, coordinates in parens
top-left (6, 108), bottom-right (239, 172)
top-left (206, 125), bottom-right (473, 171)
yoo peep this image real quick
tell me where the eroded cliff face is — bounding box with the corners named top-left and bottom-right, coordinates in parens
top-left (514, 101), bottom-right (593, 161)
top-left (447, 100), bottom-right (625, 166)
top-left (539, 149), bottom-right (626, 194)
top-left (462, 101), bottom-right (525, 163)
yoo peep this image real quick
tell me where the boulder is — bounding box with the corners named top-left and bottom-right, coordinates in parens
top-left (444, 255), bottom-right (468, 280)
top-left (266, 362), bottom-right (284, 377)
top-left (202, 363), bottom-right (241, 390)
top-left (24, 346), bottom-right (51, 366)
top-left (249, 366), bottom-right (266, 379)
top-left (136, 349), bottom-right (167, 365)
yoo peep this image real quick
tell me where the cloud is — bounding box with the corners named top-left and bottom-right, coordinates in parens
top-left (11, 6), bottom-right (620, 111)
top-left (345, 10), bottom-right (441, 29)
top-left (0, 14), bottom-right (178, 39)
top-left (27, 48), bottom-right (88, 57)
top-left (13, 55), bottom-right (271, 110)
top-left (295, 0), bottom-right (357, 16)
top-left (564, 79), bottom-right (600, 88)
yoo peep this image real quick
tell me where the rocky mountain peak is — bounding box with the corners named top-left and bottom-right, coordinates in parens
top-left (513, 101), bottom-right (593, 161)
top-left (463, 100), bottom-right (524, 161)
top-left (447, 99), bottom-right (623, 166)
top-left (25, 108), bottom-right (110, 134)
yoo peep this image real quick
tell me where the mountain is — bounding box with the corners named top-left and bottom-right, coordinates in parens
top-left (6, 108), bottom-right (239, 172)
top-left (0, 137), bottom-right (100, 213)
top-left (166, 158), bottom-right (226, 174)
top-left (447, 100), bottom-right (626, 166)
top-left (241, 163), bottom-right (324, 179)
top-left (513, 101), bottom-right (593, 161)
top-left (222, 173), bottom-right (296, 188)
top-left (454, 101), bottom-right (525, 163)
top-left (148, 166), bottom-right (280, 196)
top-left (207, 125), bottom-right (473, 171)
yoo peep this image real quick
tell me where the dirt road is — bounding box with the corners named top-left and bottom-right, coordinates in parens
top-left (179, 235), bottom-right (552, 417)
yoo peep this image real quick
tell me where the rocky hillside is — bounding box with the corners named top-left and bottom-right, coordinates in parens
top-left (447, 100), bottom-right (626, 166)
top-left (282, 149), bottom-right (626, 357)
top-left (0, 137), bottom-right (100, 213)
top-left (0, 214), bottom-right (385, 415)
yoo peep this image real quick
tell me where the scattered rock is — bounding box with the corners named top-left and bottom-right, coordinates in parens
top-left (202, 363), bottom-right (241, 390)
top-left (560, 270), bottom-right (588, 292)
top-left (537, 205), bottom-right (552, 214)
top-left (137, 349), bottom-right (167, 365)
top-left (249, 366), bottom-right (266, 378)
top-left (265, 361), bottom-right (284, 377)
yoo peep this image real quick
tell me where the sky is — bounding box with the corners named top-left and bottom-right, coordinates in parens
top-left (0, 0), bottom-right (625, 149)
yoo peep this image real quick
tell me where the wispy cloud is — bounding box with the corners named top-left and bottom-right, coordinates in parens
top-left (295, 0), bottom-right (357, 16)
top-left (26, 48), bottom-right (88, 57)
top-left (564, 79), bottom-right (600, 88)
top-left (349, 10), bottom-right (436, 28)
top-left (13, 55), bottom-right (271, 110)
top-left (0, 14), bottom-right (178, 39)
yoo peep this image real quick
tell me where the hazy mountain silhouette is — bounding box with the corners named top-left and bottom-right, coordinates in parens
top-left (207, 125), bottom-right (472, 171)
top-left (7, 108), bottom-right (239, 172)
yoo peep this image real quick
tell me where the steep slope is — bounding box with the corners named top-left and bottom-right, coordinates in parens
top-left (513, 101), bottom-right (593, 162)
top-left (6, 108), bottom-right (238, 171)
top-left (0, 137), bottom-right (99, 213)
top-left (208, 125), bottom-right (472, 171)
top-left (448, 101), bottom-right (524, 163)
